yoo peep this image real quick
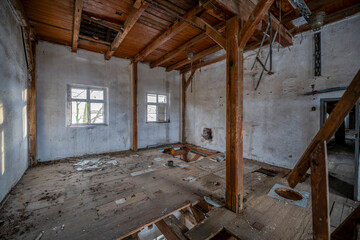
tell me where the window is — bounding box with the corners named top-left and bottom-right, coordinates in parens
top-left (146, 93), bottom-right (169, 122)
top-left (67, 85), bottom-right (107, 125)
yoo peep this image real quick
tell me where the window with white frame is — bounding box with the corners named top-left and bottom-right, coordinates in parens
top-left (67, 85), bottom-right (107, 125)
top-left (146, 93), bottom-right (169, 122)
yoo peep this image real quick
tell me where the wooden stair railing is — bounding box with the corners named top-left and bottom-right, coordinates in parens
top-left (287, 69), bottom-right (360, 240)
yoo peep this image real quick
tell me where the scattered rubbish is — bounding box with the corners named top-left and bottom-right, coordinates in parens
top-left (178, 164), bottom-right (189, 168)
top-left (252, 222), bottom-right (264, 231)
top-left (74, 157), bottom-right (118, 171)
top-left (267, 184), bottom-right (309, 208)
top-left (245, 165), bottom-right (259, 171)
top-left (204, 196), bottom-right (221, 207)
top-left (254, 168), bottom-right (277, 177)
top-left (115, 198), bottom-right (126, 205)
top-left (34, 231), bottom-right (44, 240)
top-left (213, 155), bottom-right (225, 162)
top-left (61, 224), bottom-right (65, 230)
top-left (130, 168), bottom-right (154, 176)
top-left (153, 157), bottom-right (162, 161)
top-left (183, 176), bottom-right (197, 183)
top-left (168, 160), bottom-right (174, 167)
top-left (131, 154), bottom-right (140, 157)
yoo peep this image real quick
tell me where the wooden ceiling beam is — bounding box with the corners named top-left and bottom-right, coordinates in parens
top-left (239, 0), bottom-right (275, 49)
top-left (105, 0), bottom-right (149, 60)
top-left (190, 16), bottom-right (226, 49)
top-left (133, 5), bottom-right (203, 63)
top-left (166, 44), bottom-right (222, 72)
top-left (150, 21), bottom-right (226, 68)
top-left (72, 0), bottom-right (83, 52)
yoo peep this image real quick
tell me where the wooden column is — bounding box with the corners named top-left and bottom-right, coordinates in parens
top-left (310, 141), bottom-right (330, 240)
top-left (182, 73), bottom-right (186, 144)
top-left (28, 41), bottom-right (36, 166)
top-left (132, 62), bottom-right (138, 151)
top-left (225, 16), bottom-right (243, 213)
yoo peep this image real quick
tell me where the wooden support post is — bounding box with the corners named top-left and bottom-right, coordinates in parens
top-left (28, 41), bottom-right (36, 166)
top-left (225, 16), bottom-right (243, 213)
top-left (310, 141), bottom-right (330, 240)
top-left (132, 62), bottom-right (138, 151)
top-left (182, 73), bottom-right (186, 144)
top-left (288, 70), bottom-right (360, 188)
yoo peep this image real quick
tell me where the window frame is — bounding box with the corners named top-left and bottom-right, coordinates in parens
top-left (67, 85), bottom-right (108, 126)
top-left (146, 92), bottom-right (170, 123)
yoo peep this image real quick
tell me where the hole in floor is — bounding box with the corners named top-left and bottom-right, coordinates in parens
top-left (275, 188), bottom-right (303, 201)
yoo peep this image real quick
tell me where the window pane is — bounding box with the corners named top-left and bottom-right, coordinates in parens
top-left (90, 90), bottom-right (104, 100)
top-left (147, 105), bottom-right (157, 122)
top-left (90, 103), bottom-right (104, 123)
top-left (71, 88), bottom-right (87, 99)
top-left (147, 94), bottom-right (157, 103)
top-left (158, 95), bottom-right (167, 103)
top-left (71, 101), bottom-right (88, 124)
top-left (157, 105), bottom-right (166, 122)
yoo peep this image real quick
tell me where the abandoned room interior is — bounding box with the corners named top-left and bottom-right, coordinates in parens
top-left (1, 0), bottom-right (360, 239)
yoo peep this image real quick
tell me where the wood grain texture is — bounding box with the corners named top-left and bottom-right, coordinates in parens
top-left (225, 16), bottom-right (243, 213)
top-left (310, 141), bottom-right (330, 240)
top-left (155, 219), bottom-right (181, 240)
top-left (105, 1), bottom-right (149, 60)
top-left (72, 0), bottom-right (83, 52)
top-left (288, 70), bottom-right (360, 188)
top-left (190, 16), bottom-right (226, 49)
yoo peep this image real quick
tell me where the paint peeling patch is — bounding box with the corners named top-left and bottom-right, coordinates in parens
top-left (267, 184), bottom-right (309, 208)
top-left (130, 168), bottom-right (154, 177)
top-left (183, 176), bottom-right (197, 183)
top-left (153, 157), bottom-right (162, 161)
top-left (115, 198), bottom-right (126, 205)
top-left (178, 164), bottom-right (189, 168)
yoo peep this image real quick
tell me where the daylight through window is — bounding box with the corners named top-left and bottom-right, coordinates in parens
top-left (68, 86), bottom-right (107, 125)
top-left (146, 93), bottom-right (169, 122)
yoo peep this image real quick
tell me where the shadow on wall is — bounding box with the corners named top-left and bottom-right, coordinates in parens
top-left (0, 102), bottom-right (4, 176)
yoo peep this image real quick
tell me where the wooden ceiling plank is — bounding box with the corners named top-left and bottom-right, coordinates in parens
top-left (190, 16), bottom-right (226, 49)
top-left (72, 0), bottom-right (84, 52)
top-left (150, 21), bottom-right (226, 68)
top-left (239, 0), bottom-right (275, 49)
top-left (105, 0), bottom-right (149, 60)
top-left (133, 5), bottom-right (203, 63)
top-left (82, 14), bottom-right (123, 32)
top-left (166, 44), bottom-right (222, 72)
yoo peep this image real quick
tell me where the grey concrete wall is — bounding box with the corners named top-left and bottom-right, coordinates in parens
top-left (36, 41), bottom-right (181, 161)
top-left (36, 41), bottom-right (132, 161)
top-left (0, 1), bottom-right (29, 202)
top-left (137, 64), bottom-right (180, 148)
top-left (186, 14), bottom-right (360, 169)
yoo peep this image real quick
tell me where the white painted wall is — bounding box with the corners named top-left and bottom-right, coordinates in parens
top-left (186, 14), bottom-right (360, 169)
top-left (36, 41), bottom-right (180, 161)
top-left (0, 1), bottom-right (29, 202)
top-left (138, 63), bottom-right (180, 148)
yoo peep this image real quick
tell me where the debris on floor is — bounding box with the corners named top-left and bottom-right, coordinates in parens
top-left (130, 168), bottom-right (154, 177)
top-left (73, 156), bottom-right (118, 171)
top-left (204, 196), bottom-right (222, 207)
top-left (183, 176), bottom-right (197, 183)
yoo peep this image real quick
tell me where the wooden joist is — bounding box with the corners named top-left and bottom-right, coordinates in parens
top-left (239, 0), bottom-right (275, 49)
top-left (150, 22), bottom-right (226, 68)
top-left (155, 219), bottom-right (181, 240)
top-left (310, 141), bottom-right (330, 240)
top-left (166, 45), bottom-right (222, 72)
top-left (225, 16), bottom-right (243, 213)
top-left (287, 70), bottom-right (360, 188)
top-left (72, 0), bottom-right (83, 52)
top-left (189, 16), bottom-right (226, 49)
top-left (105, 0), bottom-right (148, 60)
top-left (133, 5), bottom-right (203, 63)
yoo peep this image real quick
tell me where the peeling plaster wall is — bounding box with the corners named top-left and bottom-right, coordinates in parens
top-left (36, 41), bottom-right (132, 161)
top-left (186, 14), bottom-right (360, 169)
top-left (137, 64), bottom-right (180, 149)
top-left (36, 41), bottom-right (180, 161)
top-left (0, 1), bottom-right (29, 202)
